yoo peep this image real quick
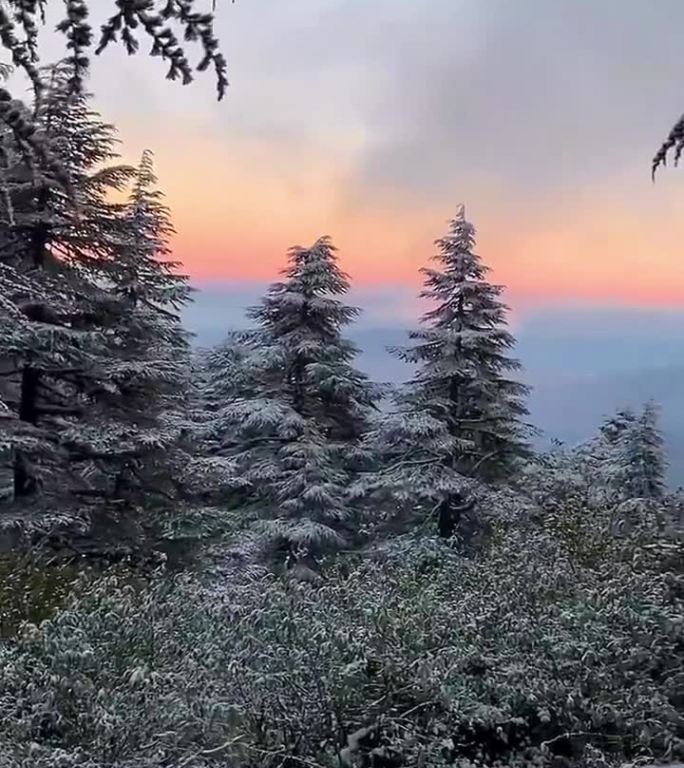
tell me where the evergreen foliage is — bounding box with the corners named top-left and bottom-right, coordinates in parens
top-left (579, 403), bottom-right (668, 505)
top-left (613, 401), bottom-right (667, 501)
top-left (653, 111), bottom-right (684, 177)
top-left (356, 207), bottom-right (532, 539)
top-left (248, 237), bottom-right (377, 441)
top-left (0, 64), bottom-right (134, 507)
top-left (1, 486), bottom-right (681, 768)
top-left (395, 205), bottom-right (531, 483)
top-left (522, 402), bottom-right (668, 523)
top-left (352, 407), bottom-right (475, 535)
top-left (0, 57), bottom-right (682, 768)
top-left (0, 0), bottom-right (228, 100)
top-left (199, 237), bottom-right (379, 559)
top-left (66, 149), bottom-right (194, 509)
top-left (0, 3), bottom-right (227, 182)
top-left (0, 71), bottom-right (194, 550)
top-left (599, 406), bottom-right (638, 445)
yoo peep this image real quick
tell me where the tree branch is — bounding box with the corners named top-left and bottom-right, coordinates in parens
top-left (210, 434), bottom-right (294, 455)
top-left (35, 404), bottom-right (81, 416)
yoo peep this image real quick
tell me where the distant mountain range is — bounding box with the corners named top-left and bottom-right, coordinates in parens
top-left (188, 311), bottom-right (684, 488)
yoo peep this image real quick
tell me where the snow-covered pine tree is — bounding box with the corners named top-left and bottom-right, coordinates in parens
top-left (249, 237), bottom-right (378, 442)
top-left (574, 407), bottom-right (639, 504)
top-left (1, 62), bottom-right (131, 264)
top-left (579, 404), bottom-right (666, 506)
top-left (599, 407), bottom-right (637, 446)
top-left (205, 237), bottom-right (379, 561)
top-left (62, 150), bottom-right (195, 512)
top-left (0, 63), bottom-right (132, 508)
top-left (186, 334), bottom-right (262, 511)
top-left (193, 330), bottom-right (275, 501)
top-left (200, 330), bottom-right (271, 413)
top-left (615, 401), bottom-right (667, 501)
top-left (352, 405), bottom-right (470, 511)
top-left (395, 205), bottom-right (531, 483)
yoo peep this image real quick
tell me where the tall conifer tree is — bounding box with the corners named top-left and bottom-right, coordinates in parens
top-left (0, 63), bottom-right (132, 505)
top-left (203, 237), bottom-right (378, 560)
top-left (397, 205), bottom-right (531, 482)
top-left (65, 150), bottom-right (194, 508)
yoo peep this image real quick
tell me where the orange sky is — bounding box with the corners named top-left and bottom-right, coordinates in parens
top-left (119, 129), bottom-right (684, 310)
top-left (19, 0), bottom-right (684, 318)
top-left (61, 0), bottom-right (684, 316)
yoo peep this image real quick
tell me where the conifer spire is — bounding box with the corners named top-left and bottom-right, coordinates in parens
top-left (199, 236), bottom-right (379, 560)
top-left (398, 206), bottom-right (532, 481)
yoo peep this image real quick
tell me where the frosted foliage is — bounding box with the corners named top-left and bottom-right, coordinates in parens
top-left (0, 76), bottom-right (193, 528)
top-left (0, 2), bottom-right (227, 108)
top-left (353, 410), bottom-right (473, 509)
top-left (519, 402), bottom-right (668, 516)
top-left (395, 206), bottom-right (531, 483)
top-left (0, 497), bottom-right (681, 767)
top-left (357, 208), bottom-right (531, 526)
top-left (247, 237), bottom-right (379, 440)
top-left (0, 68), bottom-right (136, 507)
top-left (654, 108), bottom-right (684, 177)
top-left (603, 401), bottom-right (667, 502)
top-left (79, 149), bottom-right (193, 507)
top-left (198, 237), bottom-right (379, 557)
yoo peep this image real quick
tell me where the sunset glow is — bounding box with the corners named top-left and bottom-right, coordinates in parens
top-left (83, 0), bottom-right (684, 317)
top-left (134, 129), bottom-right (684, 310)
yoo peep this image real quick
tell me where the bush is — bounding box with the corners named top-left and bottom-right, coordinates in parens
top-left (0, 554), bottom-right (86, 639)
top-left (0, 499), bottom-right (682, 767)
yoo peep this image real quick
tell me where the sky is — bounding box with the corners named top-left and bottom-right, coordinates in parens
top-left (22, 0), bottom-right (684, 465)
top-left (29, 0), bottom-right (684, 313)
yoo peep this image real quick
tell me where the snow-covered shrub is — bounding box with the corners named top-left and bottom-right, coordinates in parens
top-left (0, 554), bottom-right (84, 639)
top-left (0, 496), bottom-right (681, 767)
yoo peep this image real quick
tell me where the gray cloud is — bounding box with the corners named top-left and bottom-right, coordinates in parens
top-left (193, 0), bottom-right (684, 210)
top-left (29, 1), bottom-right (684, 207)
top-left (339, 0), bottom-right (684, 198)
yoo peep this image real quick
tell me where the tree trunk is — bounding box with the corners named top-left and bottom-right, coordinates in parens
top-left (13, 452), bottom-right (37, 497)
top-left (437, 492), bottom-right (475, 539)
top-left (12, 182), bottom-right (50, 497)
top-left (291, 298), bottom-right (310, 415)
top-left (30, 221), bottom-right (48, 268)
top-left (448, 291), bottom-right (466, 473)
top-left (18, 366), bottom-right (39, 424)
top-left (29, 184), bottom-right (50, 268)
top-left (13, 366), bottom-right (40, 497)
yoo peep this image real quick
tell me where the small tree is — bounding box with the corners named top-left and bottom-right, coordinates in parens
top-left (248, 237), bottom-right (378, 442)
top-left (617, 401), bottom-right (667, 501)
top-left (576, 404), bottom-right (667, 507)
top-left (599, 407), bottom-right (637, 445)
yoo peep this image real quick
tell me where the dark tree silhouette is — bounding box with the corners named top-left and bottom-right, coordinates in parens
top-left (0, 2), bottom-right (228, 186)
top-left (653, 113), bottom-right (684, 178)
top-left (0, 1), bottom-right (228, 100)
